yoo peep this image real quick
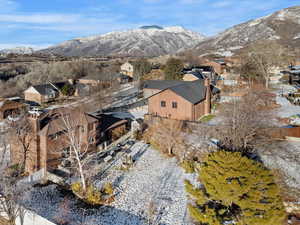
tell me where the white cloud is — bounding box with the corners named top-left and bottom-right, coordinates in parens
top-left (0, 43), bottom-right (51, 50)
top-left (0, 13), bottom-right (81, 24)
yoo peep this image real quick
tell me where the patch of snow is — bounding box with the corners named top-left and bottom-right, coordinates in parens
top-left (248, 19), bottom-right (261, 27)
top-left (294, 33), bottom-right (300, 40)
top-left (276, 10), bottom-right (287, 21)
top-left (261, 141), bottom-right (300, 191)
top-left (275, 95), bottom-right (300, 118)
top-left (215, 50), bottom-right (233, 57)
top-left (21, 143), bottom-right (193, 225)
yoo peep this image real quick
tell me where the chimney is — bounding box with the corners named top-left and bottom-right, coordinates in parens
top-left (204, 78), bottom-right (211, 115)
top-left (28, 113), bottom-right (40, 133)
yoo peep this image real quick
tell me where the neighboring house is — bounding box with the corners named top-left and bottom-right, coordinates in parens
top-left (24, 82), bottom-right (67, 104)
top-left (120, 62), bottom-right (134, 78)
top-left (97, 114), bottom-right (129, 143)
top-left (183, 66), bottom-right (217, 84)
top-left (10, 108), bottom-right (99, 174)
top-left (10, 107), bottom-right (133, 175)
top-left (77, 73), bottom-right (131, 88)
top-left (0, 98), bottom-right (26, 121)
top-left (145, 79), bottom-right (220, 121)
top-left (286, 65), bottom-right (300, 84)
top-left (204, 60), bottom-right (226, 75)
top-left (183, 71), bottom-right (205, 81)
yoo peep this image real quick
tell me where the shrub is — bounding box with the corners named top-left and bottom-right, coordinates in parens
top-left (103, 183), bottom-right (114, 195)
top-left (61, 83), bottom-right (75, 96)
top-left (186, 151), bottom-right (286, 225)
top-left (181, 160), bottom-right (195, 174)
top-left (71, 182), bottom-right (114, 206)
top-left (199, 114), bottom-right (216, 123)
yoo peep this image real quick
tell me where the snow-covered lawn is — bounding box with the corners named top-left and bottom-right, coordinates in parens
top-left (22, 143), bottom-right (192, 225)
top-left (275, 95), bottom-right (300, 118)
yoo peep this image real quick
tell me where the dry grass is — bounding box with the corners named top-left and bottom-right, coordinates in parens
top-left (0, 216), bottom-right (10, 225)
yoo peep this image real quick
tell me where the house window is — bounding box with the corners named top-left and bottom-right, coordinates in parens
top-left (161, 101), bottom-right (166, 107)
top-left (172, 102), bottom-right (178, 108)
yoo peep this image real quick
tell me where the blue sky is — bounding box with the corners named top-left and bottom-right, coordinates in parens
top-left (0, 0), bottom-right (298, 49)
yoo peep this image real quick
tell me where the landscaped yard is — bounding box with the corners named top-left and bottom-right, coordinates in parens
top-left (21, 142), bottom-right (193, 225)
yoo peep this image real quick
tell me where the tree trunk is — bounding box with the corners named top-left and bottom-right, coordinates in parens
top-left (78, 159), bottom-right (86, 193)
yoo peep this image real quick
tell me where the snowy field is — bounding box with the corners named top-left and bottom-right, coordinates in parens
top-left (22, 143), bottom-right (192, 225)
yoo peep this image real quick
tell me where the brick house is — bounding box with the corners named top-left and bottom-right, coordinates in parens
top-left (144, 79), bottom-right (219, 121)
top-left (0, 98), bottom-right (26, 121)
top-left (10, 108), bottom-right (99, 174)
top-left (24, 82), bottom-right (67, 104)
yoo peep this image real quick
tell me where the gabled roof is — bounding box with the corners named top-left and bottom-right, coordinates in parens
top-left (183, 71), bottom-right (205, 80)
top-left (144, 80), bottom-right (184, 90)
top-left (28, 82), bottom-right (67, 95)
top-left (39, 108), bottom-right (98, 136)
top-left (145, 80), bottom-right (220, 104)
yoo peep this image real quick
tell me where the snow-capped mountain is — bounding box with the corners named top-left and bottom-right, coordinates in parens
top-left (40, 26), bottom-right (206, 57)
top-left (195, 6), bottom-right (300, 56)
top-left (0, 46), bottom-right (35, 55)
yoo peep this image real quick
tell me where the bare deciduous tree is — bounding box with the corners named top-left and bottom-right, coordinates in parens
top-left (240, 40), bottom-right (288, 88)
top-left (144, 119), bottom-right (185, 156)
top-left (59, 108), bottom-right (94, 194)
top-left (212, 88), bottom-right (274, 152)
top-left (9, 114), bottom-right (33, 173)
top-left (0, 133), bottom-right (28, 225)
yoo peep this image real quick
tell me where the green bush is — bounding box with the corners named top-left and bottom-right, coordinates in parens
top-left (71, 182), bottom-right (114, 206)
top-left (61, 83), bottom-right (75, 96)
top-left (199, 114), bottom-right (216, 123)
top-left (186, 151), bottom-right (286, 225)
top-left (181, 160), bottom-right (195, 174)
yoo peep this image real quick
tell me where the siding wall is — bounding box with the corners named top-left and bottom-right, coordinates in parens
top-left (148, 89), bottom-right (193, 121)
top-left (183, 74), bottom-right (198, 81)
top-left (24, 92), bottom-right (43, 104)
top-left (193, 101), bottom-right (206, 121)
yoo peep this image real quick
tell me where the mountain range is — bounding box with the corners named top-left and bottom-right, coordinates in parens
top-left (40, 26), bottom-right (205, 57)
top-left (3, 6), bottom-right (300, 57)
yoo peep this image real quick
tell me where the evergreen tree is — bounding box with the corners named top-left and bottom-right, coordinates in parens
top-left (164, 58), bottom-right (184, 80)
top-left (185, 151), bottom-right (286, 225)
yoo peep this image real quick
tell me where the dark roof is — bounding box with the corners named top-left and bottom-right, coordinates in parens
top-left (32, 82), bottom-right (67, 95)
top-left (146, 80), bottom-right (220, 104)
top-left (143, 80), bottom-right (184, 90)
top-left (291, 65), bottom-right (300, 70)
top-left (99, 114), bottom-right (128, 132)
top-left (183, 66), bottom-right (214, 73)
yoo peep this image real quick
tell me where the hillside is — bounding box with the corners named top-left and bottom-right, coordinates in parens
top-left (40, 26), bottom-right (205, 57)
top-left (195, 6), bottom-right (300, 56)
